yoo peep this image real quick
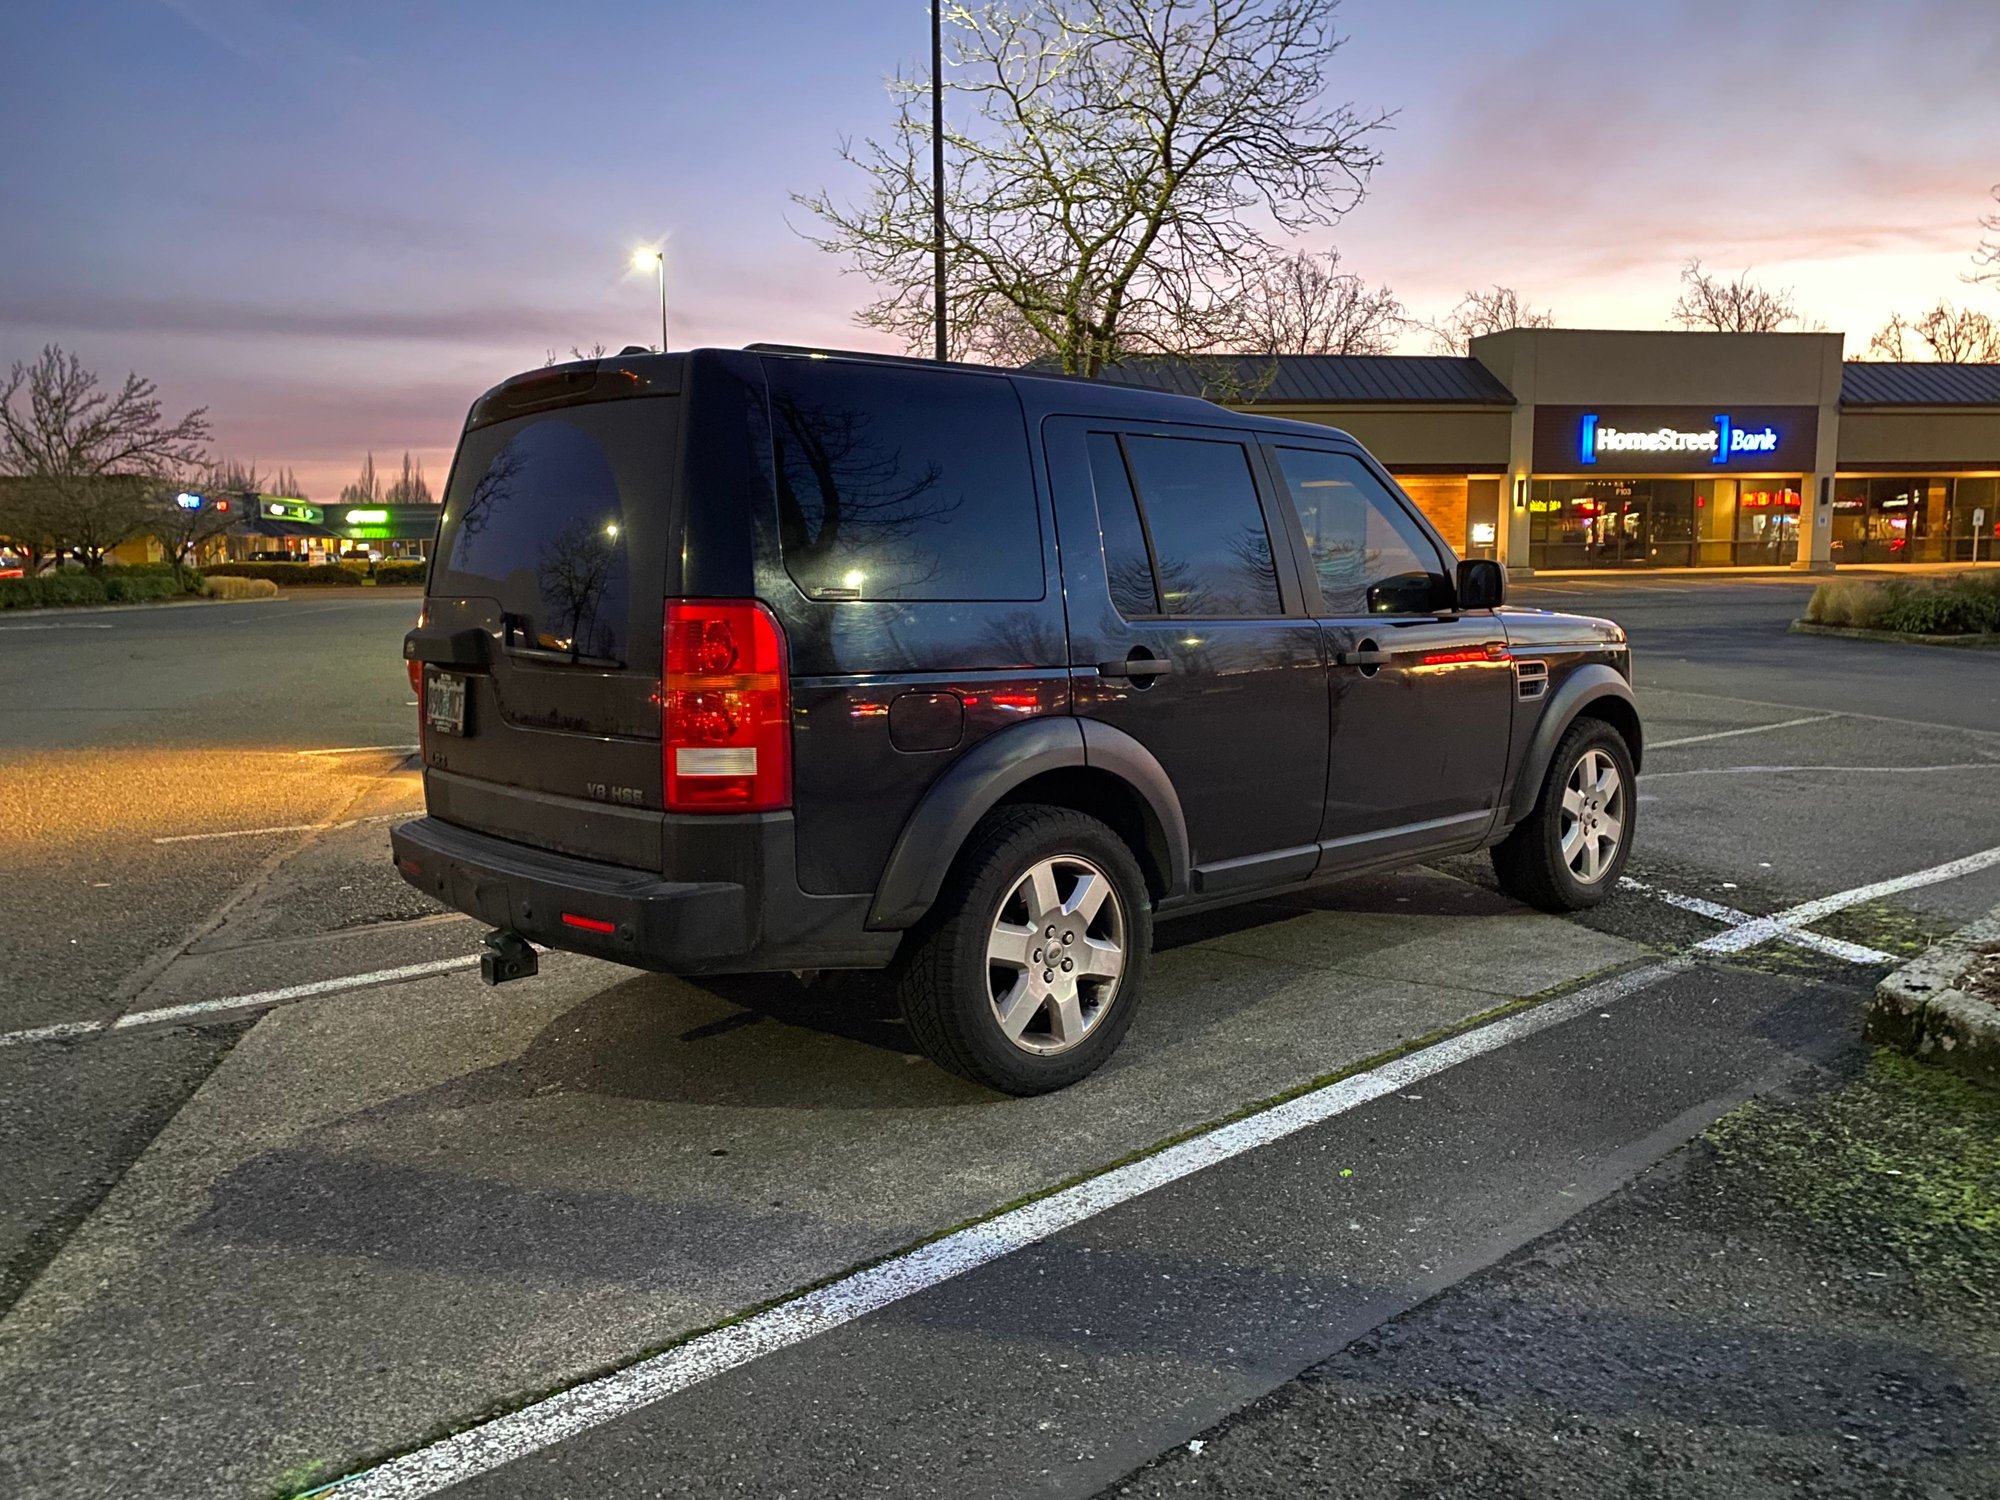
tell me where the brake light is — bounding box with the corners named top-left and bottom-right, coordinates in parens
top-left (663, 600), bottom-right (791, 812)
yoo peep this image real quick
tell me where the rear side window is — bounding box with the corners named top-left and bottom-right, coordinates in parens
top-left (764, 360), bottom-right (1042, 602)
top-left (1114, 434), bottom-right (1282, 617)
top-left (432, 399), bottom-right (676, 669)
top-left (1085, 434), bottom-right (1160, 617)
top-left (1272, 447), bottom-right (1447, 616)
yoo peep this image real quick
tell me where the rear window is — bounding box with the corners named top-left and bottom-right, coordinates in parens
top-left (763, 359), bottom-right (1042, 602)
top-left (432, 398), bottom-right (677, 670)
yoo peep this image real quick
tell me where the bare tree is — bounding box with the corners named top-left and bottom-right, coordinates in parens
top-left (1667, 259), bottom-right (1808, 333)
top-left (383, 450), bottom-right (434, 506)
top-left (150, 456), bottom-right (248, 578)
top-left (0, 345), bottom-right (210, 572)
top-left (1971, 184), bottom-right (2000, 291)
top-left (543, 342), bottom-right (611, 368)
top-left (340, 452), bottom-right (382, 508)
top-left (1225, 247), bottom-right (1405, 355)
top-left (269, 465), bottom-right (308, 500)
top-left (1425, 286), bottom-right (1554, 354)
top-left (798, 0), bottom-right (1388, 376)
top-left (1865, 300), bottom-right (2000, 363)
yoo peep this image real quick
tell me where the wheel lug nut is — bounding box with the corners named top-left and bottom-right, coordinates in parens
top-left (1033, 949), bottom-right (1043, 963)
top-left (1043, 970), bottom-right (1054, 983)
top-left (1063, 930), bottom-right (1074, 944)
top-left (1061, 958), bottom-right (1074, 972)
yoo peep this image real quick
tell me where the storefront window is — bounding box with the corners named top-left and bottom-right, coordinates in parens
top-left (1733, 483), bottom-right (1802, 565)
top-left (1949, 477), bottom-right (2000, 562)
top-left (1527, 477), bottom-right (1808, 569)
top-left (1831, 477), bottom-right (1955, 564)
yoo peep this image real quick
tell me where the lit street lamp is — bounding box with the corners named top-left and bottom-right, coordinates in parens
top-left (631, 246), bottom-right (667, 351)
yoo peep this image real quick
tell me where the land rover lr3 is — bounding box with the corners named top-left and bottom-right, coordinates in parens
top-left (394, 347), bottom-right (1640, 1095)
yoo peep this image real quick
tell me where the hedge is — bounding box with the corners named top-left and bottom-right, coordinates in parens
top-left (0, 572), bottom-right (192, 609)
top-left (201, 561), bottom-right (369, 586)
top-left (1805, 573), bottom-right (2000, 635)
top-left (372, 560), bottom-right (428, 585)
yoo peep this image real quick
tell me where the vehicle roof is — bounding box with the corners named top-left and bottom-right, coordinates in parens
top-left (737, 344), bottom-right (1360, 446)
top-left (475, 346), bottom-right (1359, 449)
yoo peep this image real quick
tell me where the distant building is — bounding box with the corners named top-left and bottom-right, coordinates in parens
top-left (1087, 329), bottom-right (2000, 572)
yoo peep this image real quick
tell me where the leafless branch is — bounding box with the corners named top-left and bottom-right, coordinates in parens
top-left (796, 0), bottom-right (1388, 375)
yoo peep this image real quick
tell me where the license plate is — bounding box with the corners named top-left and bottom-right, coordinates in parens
top-left (426, 672), bottom-right (467, 736)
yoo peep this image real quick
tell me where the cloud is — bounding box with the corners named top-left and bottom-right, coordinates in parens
top-left (0, 291), bottom-right (607, 348)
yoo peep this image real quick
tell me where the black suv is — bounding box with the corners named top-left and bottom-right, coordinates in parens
top-left (394, 347), bottom-right (1639, 1094)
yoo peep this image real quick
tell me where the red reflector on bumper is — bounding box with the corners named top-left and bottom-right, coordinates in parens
top-left (560, 912), bottom-right (617, 935)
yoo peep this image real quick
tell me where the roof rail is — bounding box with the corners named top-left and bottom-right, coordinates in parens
top-left (743, 342), bottom-right (1007, 374)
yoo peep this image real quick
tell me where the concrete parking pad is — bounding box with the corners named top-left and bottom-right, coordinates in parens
top-left (0, 868), bottom-right (1642, 1499)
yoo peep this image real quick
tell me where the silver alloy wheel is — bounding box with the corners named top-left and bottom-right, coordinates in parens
top-left (1559, 747), bottom-right (1625, 884)
top-left (985, 854), bottom-right (1126, 1056)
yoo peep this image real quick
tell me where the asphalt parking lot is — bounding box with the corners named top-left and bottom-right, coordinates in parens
top-left (2, 577), bottom-right (1997, 1499)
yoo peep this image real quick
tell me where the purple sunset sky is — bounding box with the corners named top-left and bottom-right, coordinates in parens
top-left (2, 0), bottom-right (1995, 499)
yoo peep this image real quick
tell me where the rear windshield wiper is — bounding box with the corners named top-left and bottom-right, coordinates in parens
top-left (501, 616), bottom-right (625, 670)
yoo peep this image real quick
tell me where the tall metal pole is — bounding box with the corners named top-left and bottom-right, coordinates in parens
top-left (657, 254), bottom-right (669, 352)
top-left (931, 1), bottom-right (947, 363)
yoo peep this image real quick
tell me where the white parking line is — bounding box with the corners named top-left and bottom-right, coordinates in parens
top-left (1647, 714), bottom-right (1836, 750)
top-left (151, 811), bottom-right (425, 844)
top-left (1696, 845), bottom-right (2000, 955)
top-left (1617, 878), bottom-right (1891, 964)
top-left (1645, 763), bottom-right (2000, 779)
top-left (0, 954), bottom-right (483, 1049)
top-left (316, 959), bottom-right (1683, 1500)
top-left (296, 745), bottom-right (418, 757)
top-left (0, 621), bottom-right (116, 631)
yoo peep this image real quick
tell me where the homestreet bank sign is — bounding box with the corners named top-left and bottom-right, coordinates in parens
top-left (1581, 413), bottom-right (1777, 464)
top-left (1532, 405), bottom-right (1818, 474)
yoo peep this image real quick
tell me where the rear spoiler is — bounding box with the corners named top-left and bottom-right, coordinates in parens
top-left (465, 354), bottom-right (684, 432)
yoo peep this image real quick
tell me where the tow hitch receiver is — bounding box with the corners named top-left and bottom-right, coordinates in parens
top-left (480, 929), bottom-right (539, 986)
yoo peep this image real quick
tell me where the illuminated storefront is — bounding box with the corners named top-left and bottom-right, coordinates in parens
top-left (1091, 330), bottom-right (2000, 572)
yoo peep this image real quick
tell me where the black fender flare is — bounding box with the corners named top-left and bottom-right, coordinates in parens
top-left (1505, 664), bottom-right (1643, 824)
top-left (866, 717), bottom-right (1191, 930)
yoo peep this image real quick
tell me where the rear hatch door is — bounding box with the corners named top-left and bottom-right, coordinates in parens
top-left (414, 366), bottom-right (680, 868)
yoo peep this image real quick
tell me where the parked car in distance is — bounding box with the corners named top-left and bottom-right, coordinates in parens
top-left (394, 347), bottom-right (1640, 1094)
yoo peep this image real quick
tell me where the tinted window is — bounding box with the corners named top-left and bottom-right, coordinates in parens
top-left (765, 360), bottom-right (1041, 602)
top-left (1119, 435), bottom-right (1281, 617)
top-left (1273, 448), bottom-right (1446, 616)
top-left (433, 400), bottom-right (676, 667)
top-left (1086, 433), bottom-right (1159, 616)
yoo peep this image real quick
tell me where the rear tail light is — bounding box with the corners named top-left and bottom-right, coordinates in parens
top-left (663, 600), bottom-right (791, 812)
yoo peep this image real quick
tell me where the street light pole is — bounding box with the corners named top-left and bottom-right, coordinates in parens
top-left (931, 0), bottom-right (946, 363)
top-left (632, 246), bottom-right (667, 351)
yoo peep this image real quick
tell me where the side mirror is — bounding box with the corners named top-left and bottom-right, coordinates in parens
top-left (1455, 558), bottom-right (1506, 611)
top-left (1366, 571), bottom-right (1449, 615)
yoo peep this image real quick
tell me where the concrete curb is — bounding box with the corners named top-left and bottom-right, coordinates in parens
top-left (1789, 621), bottom-right (2000, 651)
top-left (1867, 913), bottom-right (2000, 1088)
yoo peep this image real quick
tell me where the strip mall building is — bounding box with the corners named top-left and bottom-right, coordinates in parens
top-left (1096, 329), bottom-right (2000, 572)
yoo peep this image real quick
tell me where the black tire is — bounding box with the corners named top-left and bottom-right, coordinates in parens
top-left (895, 804), bottom-right (1152, 1095)
top-left (1491, 717), bottom-right (1636, 912)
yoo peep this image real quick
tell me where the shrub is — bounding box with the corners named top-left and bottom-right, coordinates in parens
top-left (1808, 576), bottom-right (2000, 636)
top-left (1806, 580), bottom-right (1888, 629)
top-left (372, 559), bottom-right (428, 585)
top-left (1880, 586), bottom-right (2000, 636)
top-left (0, 576), bottom-right (109, 612)
top-left (0, 573), bottom-right (109, 609)
top-left (201, 575), bottom-right (279, 601)
top-left (100, 574), bottom-right (186, 604)
top-left (201, 561), bottom-right (368, 586)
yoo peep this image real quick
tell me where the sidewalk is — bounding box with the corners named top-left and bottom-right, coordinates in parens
top-left (1108, 1023), bottom-right (2000, 1500)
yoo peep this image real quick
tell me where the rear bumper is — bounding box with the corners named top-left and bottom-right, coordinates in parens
top-left (390, 813), bottom-right (897, 975)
